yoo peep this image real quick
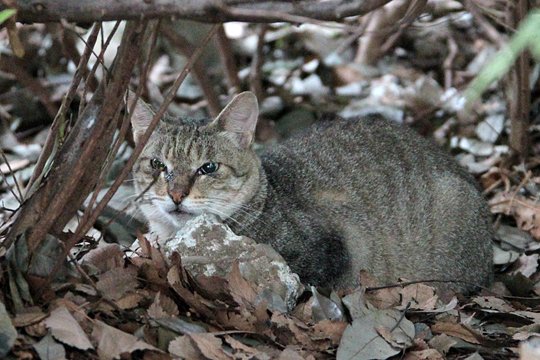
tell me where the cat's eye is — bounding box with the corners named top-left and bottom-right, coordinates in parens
top-left (197, 162), bottom-right (219, 175)
top-left (150, 158), bottom-right (167, 171)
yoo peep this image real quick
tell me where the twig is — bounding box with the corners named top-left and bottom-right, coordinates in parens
top-left (365, 279), bottom-right (493, 293)
top-left (5, 0), bottom-right (393, 24)
top-left (24, 24), bottom-right (101, 198)
top-left (249, 25), bottom-right (268, 100)
top-left (216, 25), bottom-right (241, 94)
top-left (0, 148), bottom-right (23, 203)
top-left (161, 24), bottom-right (221, 117)
top-left (58, 25), bottom-right (220, 281)
top-left (84, 21), bottom-right (161, 218)
top-left (443, 35), bottom-right (458, 89)
top-left (463, 0), bottom-right (504, 47)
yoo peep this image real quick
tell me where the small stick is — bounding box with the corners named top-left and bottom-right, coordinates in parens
top-left (0, 148), bottom-right (23, 203)
top-left (216, 25), bottom-right (241, 94)
top-left (249, 24), bottom-right (268, 100)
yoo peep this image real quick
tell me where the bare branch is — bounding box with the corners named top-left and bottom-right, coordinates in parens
top-left (4, 0), bottom-right (392, 24)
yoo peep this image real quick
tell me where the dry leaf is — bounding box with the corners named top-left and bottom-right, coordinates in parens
top-left (403, 349), bottom-right (444, 360)
top-left (337, 308), bottom-right (414, 360)
top-left (472, 296), bottom-right (515, 312)
top-left (44, 306), bottom-right (93, 350)
top-left (96, 267), bottom-right (138, 301)
top-left (227, 261), bottom-right (257, 307)
top-left (490, 193), bottom-right (540, 240)
top-left (33, 333), bottom-right (66, 360)
top-left (92, 320), bottom-right (160, 360)
top-left (399, 283), bottom-right (438, 311)
top-left (312, 320), bottom-right (348, 345)
top-left (431, 322), bottom-right (482, 345)
top-left (512, 254), bottom-right (539, 278)
top-left (81, 243), bottom-right (125, 274)
top-left (189, 333), bottom-right (231, 360)
top-left (116, 292), bottom-right (146, 310)
top-left (12, 309), bottom-right (47, 327)
top-left (169, 335), bottom-right (205, 359)
top-left (223, 335), bottom-right (260, 356)
top-left (147, 292), bottom-right (179, 319)
top-left (428, 334), bottom-right (457, 355)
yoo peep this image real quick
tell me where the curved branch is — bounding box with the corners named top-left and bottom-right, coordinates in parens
top-left (4, 0), bottom-right (392, 24)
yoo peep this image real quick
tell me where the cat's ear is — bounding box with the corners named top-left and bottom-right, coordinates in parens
top-left (127, 91), bottom-right (154, 144)
top-left (211, 91), bottom-right (259, 149)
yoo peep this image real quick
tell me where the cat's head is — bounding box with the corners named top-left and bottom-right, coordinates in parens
top-left (130, 92), bottom-right (262, 237)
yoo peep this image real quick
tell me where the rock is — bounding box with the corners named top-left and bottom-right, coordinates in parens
top-left (163, 214), bottom-right (304, 312)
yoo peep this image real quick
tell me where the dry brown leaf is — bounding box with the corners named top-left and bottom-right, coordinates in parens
top-left (92, 320), bottom-right (160, 360)
top-left (271, 313), bottom-right (314, 348)
top-left (227, 261), bottom-right (257, 307)
top-left (512, 254), bottom-right (539, 278)
top-left (223, 335), bottom-right (260, 356)
top-left (312, 320), bottom-right (347, 345)
top-left (116, 292), bottom-right (146, 310)
top-left (147, 292), bottom-right (179, 319)
top-left (278, 347), bottom-right (305, 360)
top-left (404, 349), bottom-right (445, 360)
top-left (400, 283), bottom-right (438, 311)
top-left (490, 192), bottom-right (540, 240)
top-left (12, 309), bottom-right (47, 327)
top-left (361, 271), bottom-right (401, 309)
top-left (189, 333), bottom-right (231, 360)
top-left (471, 296), bottom-right (515, 312)
top-left (81, 243), bottom-right (125, 274)
top-left (96, 267), bottom-right (138, 301)
top-left (44, 306), bottom-right (93, 351)
top-left (431, 322), bottom-right (482, 345)
top-left (169, 335), bottom-right (205, 359)
top-left (428, 334), bottom-right (457, 355)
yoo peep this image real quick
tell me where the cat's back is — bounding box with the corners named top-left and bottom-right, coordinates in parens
top-left (262, 115), bottom-right (475, 191)
top-left (258, 115), bottom-right (492, 291)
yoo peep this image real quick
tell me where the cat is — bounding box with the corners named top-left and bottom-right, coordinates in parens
top-left (129, 91), bottom-right (493, 292)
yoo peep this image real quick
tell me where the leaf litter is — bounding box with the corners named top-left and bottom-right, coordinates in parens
top-left (1, 5), bottom-right (540, 360)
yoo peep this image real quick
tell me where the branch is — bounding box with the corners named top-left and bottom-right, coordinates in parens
top-left (3, 0), bottom-right (392, 24)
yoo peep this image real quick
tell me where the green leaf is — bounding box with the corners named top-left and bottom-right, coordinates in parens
top-left (465, 9), bottom-right (540, 103)
top-left (0, 9), bottom-right (16, 24)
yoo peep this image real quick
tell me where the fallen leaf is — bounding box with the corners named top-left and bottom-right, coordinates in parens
top-left (312, 320), bottom-right (348, 345)
top-left (227, 261), bottom-right (257, 307)
top-left (472, 296), bottom-right (515, 312)
top-left (399, 283), bottom-right (438, 311)
top-left (12, 308), bottom-right (47, 327)
top-left (223, 335), bottom-right (260, 356)
top-left (428, 334), bottom-right (457, 355)
top-left (0, 301), bottom-right (17, 358)
top-left (403, 349), bottom-right (444, 360)
top-left (431, 322), bottom-right (482, 345)
top-left (44, 306), bottom-right (93, 351)
top-left (33, 333), bottom-right (66, 360)
top-left (189, 333), bottom-right (231, 360)
top-left (337, 308), bottom-right (414, 360)
top-left (169, 335), bottom-right (205, 359)
top-left (92, 320), bottom-right (160, 360)
top-left (490, 192), bottom-right (540, 240)
top-left (80, 243), bottom-right (125, 274)
top-left (96, 267), bottom-right (138, 301)
top-left (147, 292), bottom-right (179, 319)
top-left (512, 254), bottom-right (539, 278)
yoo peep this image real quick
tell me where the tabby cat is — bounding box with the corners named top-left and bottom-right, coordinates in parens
top-left (130, 92), bottom-right (493, 292)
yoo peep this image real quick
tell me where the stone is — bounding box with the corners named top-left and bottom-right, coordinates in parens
top-left (162, 214), bottom-right (304, 311)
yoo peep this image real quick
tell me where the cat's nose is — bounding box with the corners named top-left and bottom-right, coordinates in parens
top-left (168, 190), bottom-right (188, 205)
